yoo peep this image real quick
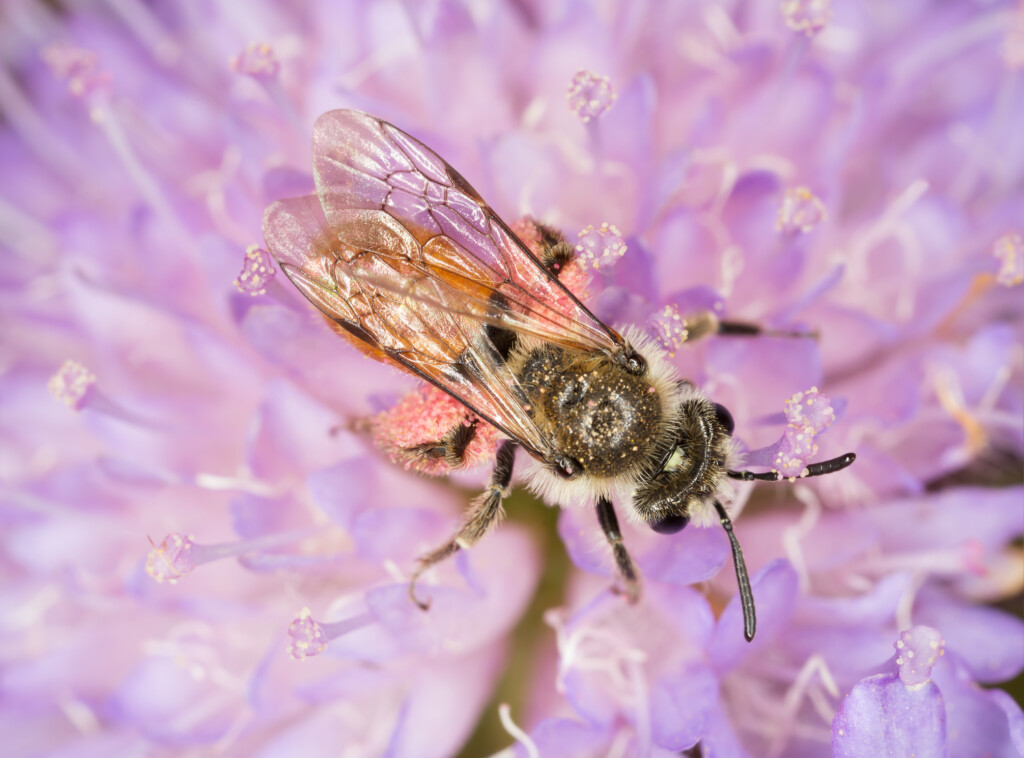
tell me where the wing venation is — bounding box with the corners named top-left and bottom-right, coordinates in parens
top-left (264, 109), bottom-right (625, 464)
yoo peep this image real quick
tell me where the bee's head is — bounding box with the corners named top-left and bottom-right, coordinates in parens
top-left (632, 399), bottom-right (734, 533)
top-left (630, 392), bottom-right (851, 646)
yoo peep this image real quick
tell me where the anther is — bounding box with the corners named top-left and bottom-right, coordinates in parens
top-left (776, 187), bottom-right (827, 234)
top-left (566, 70), bottom-right (617, 123)
top-left (230, 43), bottom-right (280, 82)
top-left (287, 607), bottom-right (375, 661)
top-left (234, 245), bottom-right (276, 295)
top-left (576, 223), bottom-right (627, 270)
top-left (48, 360), bottom-right (96, 410)
top-left (146, 529), bottom-right (316, 584)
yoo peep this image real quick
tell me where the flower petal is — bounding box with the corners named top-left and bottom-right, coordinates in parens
top-left (931, 654), bottom-right (1022, 758)
top-left (832, 673), bottom-right (946, 758)
top-left (649, 661), bottom-right (718, 751)
top-left (710, 559), bottom-right (799, 673)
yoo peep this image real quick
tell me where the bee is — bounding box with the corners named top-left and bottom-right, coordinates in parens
top-left (263, 110), bottom-right (855, 642)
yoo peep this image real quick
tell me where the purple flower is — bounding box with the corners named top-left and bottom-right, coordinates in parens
top-left (2, 1), bottom-right (1022, 757)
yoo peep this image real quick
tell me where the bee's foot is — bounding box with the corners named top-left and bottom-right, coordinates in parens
top-left (408, 576), bottom-right (431, 611)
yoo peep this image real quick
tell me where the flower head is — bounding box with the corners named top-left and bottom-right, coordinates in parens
top-left (2, 1), bottom-right (1021, 756)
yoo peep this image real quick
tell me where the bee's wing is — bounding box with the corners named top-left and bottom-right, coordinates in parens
top-left (264, 111), bottom-right (624, 462)
top-left (265, 193), bottom-right (558, 459)
top-left (311, 109), bottom-right (624, 354)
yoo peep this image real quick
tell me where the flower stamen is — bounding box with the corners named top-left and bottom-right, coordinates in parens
top-left (576, 223), bottom-right (627, 270)
top-left (146, 529), bottom-right (317, 584)
top-left (651, 304), bottom-right (690, 357)
top-left (567, 70), bottom-right (617, 123)
top-left (783, 486), bottom-right (822, 593)
top-left (933, 367), bottom-right (987, 459)
top-left (287, 607), bottom-right (375, 660)
top-left (777, 187), bottom-right (826, 234)
top-left (498, 703), bottom-right (539, 758)
top-left (545, 603), bottom-right (647, 695)
top-left (993, 233), bottom-right (1023, 287)
top-left (894, 626), bottom-right (945, 686)
top-left (234, 245), bottom-right (276, 295)
top-left (766, 654), bottom-right (840, 758)
top-left (48, 360), bottom-right (96, 410)
top-left (780, 0), bottom-right (832, 36)
top-left (231, 43), bottom-right (281, 81)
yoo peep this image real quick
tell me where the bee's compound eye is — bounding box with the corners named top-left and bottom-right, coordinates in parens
top-left (713, 403), bottom-right (735, 435)
top-left (649, 514), bottom-right (690, 535)
top-left (624, 350), bottom-right (647, 376)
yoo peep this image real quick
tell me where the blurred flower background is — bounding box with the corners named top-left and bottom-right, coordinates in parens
top-left (1, 0), bottom-right (1022, 756)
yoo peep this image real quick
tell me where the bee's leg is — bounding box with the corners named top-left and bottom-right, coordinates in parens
top-left (540, 241), bottom-right (576, 277)
top-left (680, 310), bottom-right (817, 343)
top-left (401, 419), bottom-right (478, 469)
top-left (527, 218), bottom-right (575, 277)
top-left (596, 496), bottom-right (641, 604)
top-left (408, 440), bottom-right (518, 609)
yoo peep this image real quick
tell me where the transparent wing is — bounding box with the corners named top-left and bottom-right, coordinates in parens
top-left (311, 109), bottom-right (624, 353)
top-left (263, 193), bottom-right (554, 459)
top-left (263, 110), bottom-right (625, 463)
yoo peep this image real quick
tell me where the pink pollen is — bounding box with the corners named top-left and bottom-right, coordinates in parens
top-left (510, 218), bottom-right (543, 254)
top-left (509, 217), bottom-right (592, 302)
top-left (371, 385), bottom-right (500, 475)
top-left (557, 262), bottom-right (591, 301)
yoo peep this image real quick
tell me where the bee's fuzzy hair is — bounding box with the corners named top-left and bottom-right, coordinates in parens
top-left (521, 326), bottom-right (736, 524)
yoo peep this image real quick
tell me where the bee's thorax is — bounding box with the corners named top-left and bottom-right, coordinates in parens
top-left (513, 344), bottom-right (662, 479)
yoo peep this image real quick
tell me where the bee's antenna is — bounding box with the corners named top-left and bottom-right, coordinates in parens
top-left (716, 320), bottom-right (819, 340)
top-left (727, 452), bottom-right (856, 482)
top-left (714, 500), bottom-right (756, 642)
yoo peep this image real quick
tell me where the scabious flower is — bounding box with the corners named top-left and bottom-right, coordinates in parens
top-left (1, 2), bottom-right (1021, 757)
